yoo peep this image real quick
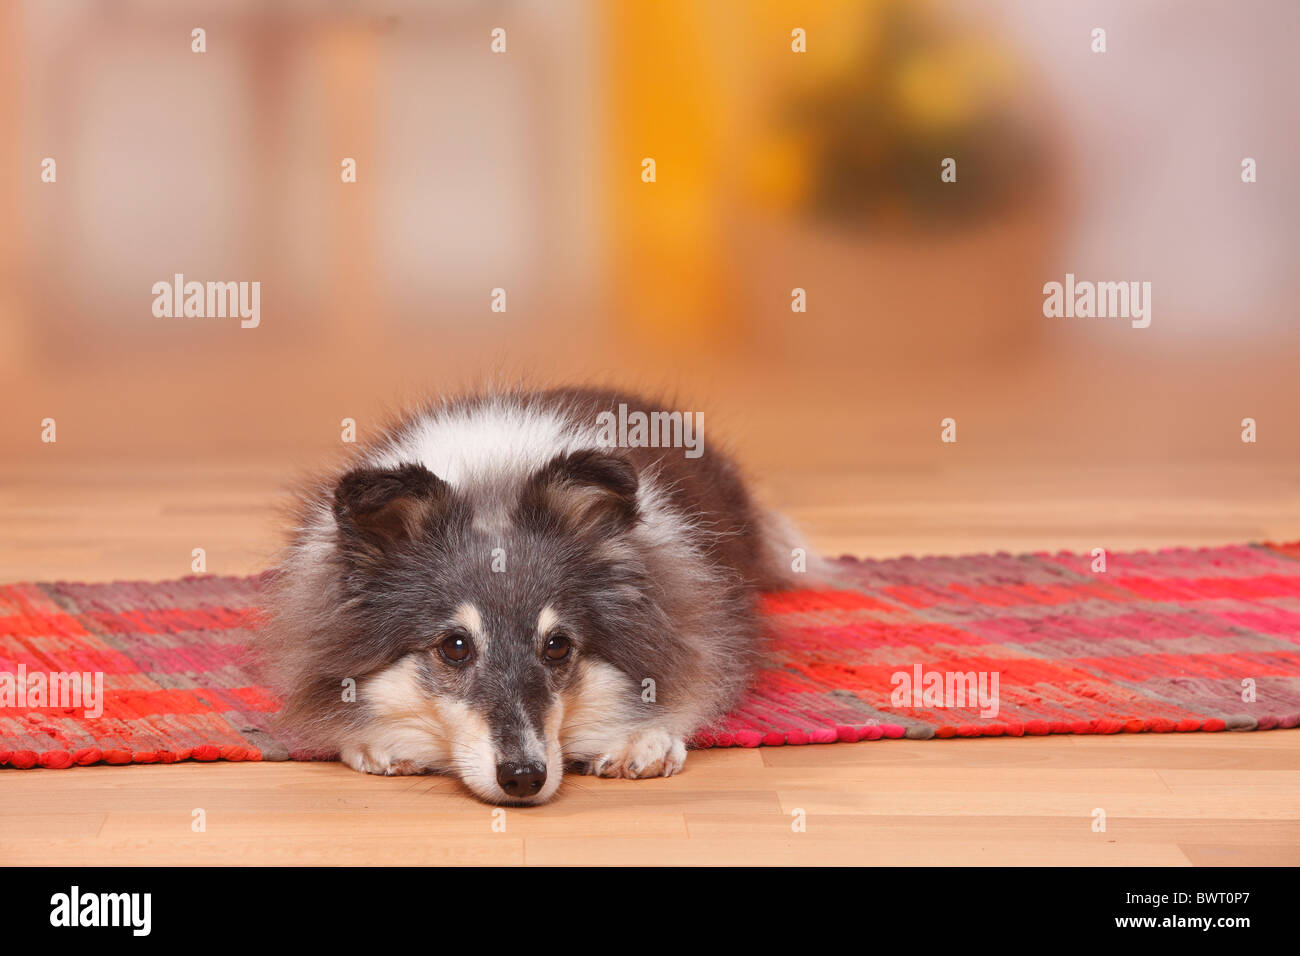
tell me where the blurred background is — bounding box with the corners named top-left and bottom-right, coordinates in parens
top-left (1, 0), bottom-right (1298, 579)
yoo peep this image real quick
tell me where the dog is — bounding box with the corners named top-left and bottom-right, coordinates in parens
top-left (256, 386), bottom-right (802, 804)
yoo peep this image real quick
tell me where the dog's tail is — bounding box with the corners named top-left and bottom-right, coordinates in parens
top-left (757, 507), bottom-right (845, 591)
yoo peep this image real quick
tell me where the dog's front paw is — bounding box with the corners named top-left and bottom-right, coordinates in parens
top-left (340, 745), bottom-right (426, 776)
top-left (590, 729), bottom-right (687, 779)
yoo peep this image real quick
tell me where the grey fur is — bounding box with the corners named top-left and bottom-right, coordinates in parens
top-left (254, 386), bottom-right (800, 802)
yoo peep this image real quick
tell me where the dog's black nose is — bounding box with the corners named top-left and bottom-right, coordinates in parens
top-left (496, 761), bottom-right (547, 797)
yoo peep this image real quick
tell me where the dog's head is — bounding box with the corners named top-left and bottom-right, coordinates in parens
top-left (329, 449), bottom-right (651, 804)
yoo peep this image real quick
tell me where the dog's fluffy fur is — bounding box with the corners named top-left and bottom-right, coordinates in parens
top-left (255, 387), bottom-right (800, 804)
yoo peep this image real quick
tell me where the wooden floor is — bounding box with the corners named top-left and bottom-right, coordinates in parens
top-left (3, 734), bottom-right (1299, 865)
top-left (2, 457), bottom-right (1299, 866)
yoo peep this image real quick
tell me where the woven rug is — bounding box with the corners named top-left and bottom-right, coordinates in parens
top-left (3, 543), bottom-right (1300, 769)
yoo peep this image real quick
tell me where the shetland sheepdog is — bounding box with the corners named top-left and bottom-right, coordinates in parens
top-left (257, 387), bottom-right (804, 804)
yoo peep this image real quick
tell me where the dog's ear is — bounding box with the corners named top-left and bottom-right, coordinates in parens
top-left (333, 463), bottom-right (451, 556)
top-left (519, 449), bottom-right (639, 537)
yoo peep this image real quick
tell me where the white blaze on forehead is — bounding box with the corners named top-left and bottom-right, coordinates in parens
top-left (369, 401), bottom-right (600, 489)
top-left (537, 605), bottom-right (559, 635)
top-left (454, 602), bottom-right (486, 641)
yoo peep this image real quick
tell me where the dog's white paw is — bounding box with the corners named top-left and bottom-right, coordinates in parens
top-left (340, 745), bottom-right (426, 776)
top-left (590, 729), bottom-right (687, 779)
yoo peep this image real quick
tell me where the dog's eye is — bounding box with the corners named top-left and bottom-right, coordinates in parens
top-left (438, 631), bottom-right (473, 665)
top-left (543, 632), bottom-right (571, 662)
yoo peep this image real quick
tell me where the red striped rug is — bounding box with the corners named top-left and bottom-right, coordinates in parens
top-left (3, 542), bottom-right (1300, 769)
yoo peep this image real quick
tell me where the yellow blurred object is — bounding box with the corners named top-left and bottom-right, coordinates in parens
top-left (603, 0), bottom-right (898, 342)
top-left (896, 42), bottom-right (1018, 132)
top-left (604, 0), bottom-right (1032, 336)
top-left (746, 134), bottom-right (815, 212)
top-left (776, 0), bottom-right (884, 90)
top-left (604, 1), bottom-right (731, 343)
